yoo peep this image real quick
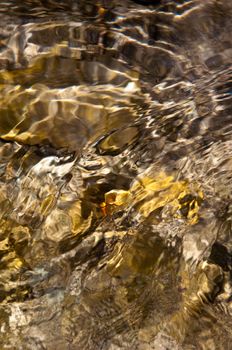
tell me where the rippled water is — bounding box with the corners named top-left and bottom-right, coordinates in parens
top-left (0, 0), bottom-right (232, 349)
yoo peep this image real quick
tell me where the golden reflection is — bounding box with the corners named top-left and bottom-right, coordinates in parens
top-left (102, 172), bottom-right (203, 224)
top-left (100, 189), bottom-right (131, 216)
top-left (131, 172), bottom-right (203, 224)
top-left (0, 1), bottom-right (229, 347)
top-left (0, 58), bottom-right (143, 150)
top-left (68, 200), bottom-right (93, 235)
top-left (40, 194), bottom-right (56, 216)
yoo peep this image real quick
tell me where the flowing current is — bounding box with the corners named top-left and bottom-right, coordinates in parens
top-left (0, 0), bottom-right (232, 349)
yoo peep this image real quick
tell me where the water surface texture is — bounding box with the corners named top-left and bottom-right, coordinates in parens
top-left (0, 0), bottom-right (232, 349)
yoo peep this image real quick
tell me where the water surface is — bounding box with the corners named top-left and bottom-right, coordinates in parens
top-left (0, 0), bottom-right (232, 349)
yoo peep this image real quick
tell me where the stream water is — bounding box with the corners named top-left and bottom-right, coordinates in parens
top-left (0, 0), bottom-right (232, 349)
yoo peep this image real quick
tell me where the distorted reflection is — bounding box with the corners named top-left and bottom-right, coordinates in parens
top-left (0, 0), bottom-right (232, 349)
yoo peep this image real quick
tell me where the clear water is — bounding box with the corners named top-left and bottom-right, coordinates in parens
top-left (0, 0), bottom-right (232, 349)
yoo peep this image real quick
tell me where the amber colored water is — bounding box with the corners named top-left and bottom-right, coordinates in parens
top-left (0, 1), bottom-right (232, 349)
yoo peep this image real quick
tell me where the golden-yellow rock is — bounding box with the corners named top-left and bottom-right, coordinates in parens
top-left (101, 189), bottom-right (131, 216)
top-left (130, 172), bottom-right (203, 223)
top-left (105, 189), bottom-right (131, 206)
top-left (99, 173), bottom-right (203, 223)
